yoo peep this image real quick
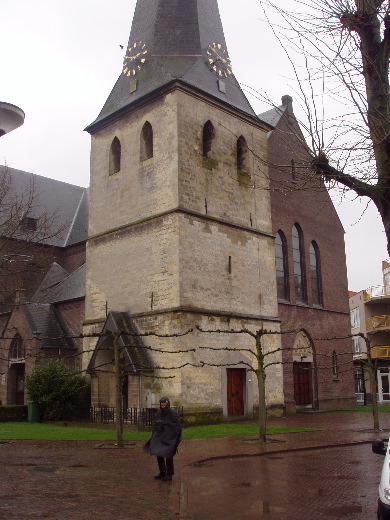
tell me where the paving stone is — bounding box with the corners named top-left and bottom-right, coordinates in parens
top-left (0, 411), bottom-right (388, 519)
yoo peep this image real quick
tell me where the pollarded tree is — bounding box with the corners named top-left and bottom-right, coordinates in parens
top-left (261, 0), bottom-right (390, 254)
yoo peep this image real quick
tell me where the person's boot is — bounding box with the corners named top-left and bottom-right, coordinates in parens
top-left (154, 473), bottom-right (166, 480)
top-left (161, 475), bottom-right (172, 481)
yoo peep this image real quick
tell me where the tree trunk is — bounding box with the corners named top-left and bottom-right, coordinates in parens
top-left (366, 336), bottom-right (380, 432)
top-left (257, 367), bottom-right (267, 443)
top-left (256, 331), bottom-right (267, 443)
top-left (114, 332), bottom-right (124, 448)
top-left (368, 361), bottom-right (380, 432)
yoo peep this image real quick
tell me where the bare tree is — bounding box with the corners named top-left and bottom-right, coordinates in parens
top-left (260, 0), bottom-right (390, 254)
top-left (0, 165), bottom-right (66, 309)
top-left (2, 327), bottom-right (367, 441)
top-left (197, 326), bottom-right (286, 444)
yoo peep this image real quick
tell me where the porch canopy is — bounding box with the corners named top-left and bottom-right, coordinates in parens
top-left (87, 311), bottom-right (153, 374)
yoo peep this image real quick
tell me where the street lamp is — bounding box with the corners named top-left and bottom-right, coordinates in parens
top-left (0, 102), bottom-right (25, 137)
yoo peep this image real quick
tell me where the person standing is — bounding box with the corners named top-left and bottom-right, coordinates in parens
top-left (143, 397), bottom-right (182, 481)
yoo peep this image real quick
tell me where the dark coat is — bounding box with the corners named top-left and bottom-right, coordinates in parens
top-left (143, 407), bottom-right (182, 458)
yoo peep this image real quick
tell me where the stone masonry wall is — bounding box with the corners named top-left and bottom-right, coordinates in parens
top-left (88, 94), bottom-right (178, 238)
top-left (176, 90), bottom-right (271, 234)
top-left (132, 311), bottom-right (284, 414)
top-left (84, 87), bottom-right (282, 412)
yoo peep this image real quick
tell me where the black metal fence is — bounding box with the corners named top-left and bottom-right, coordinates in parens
top-left (0, 405), bottom-right (184, 426)
top-left (0, 405), bottom-right (28, 422)
top-left (62, 406), bottom-right (183, 427)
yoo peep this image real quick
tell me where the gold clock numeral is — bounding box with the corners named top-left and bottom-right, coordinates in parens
top-left (122, 40), bottom-right (148, 78)
top-left (205, 42), bottom-right (232, 77)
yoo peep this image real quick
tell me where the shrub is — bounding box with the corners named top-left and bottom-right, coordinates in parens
top-left (25, 360), bottom-right (89, 421)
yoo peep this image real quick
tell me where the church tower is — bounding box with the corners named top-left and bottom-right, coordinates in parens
top-left (84, 0), bottom-right (284, 418)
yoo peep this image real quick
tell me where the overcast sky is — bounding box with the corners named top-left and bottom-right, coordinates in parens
top-left (0, 0), bottom-right (388, 291)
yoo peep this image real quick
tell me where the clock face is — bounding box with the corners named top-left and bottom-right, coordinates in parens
top-left (122, 41), bottom-right (148, 77)
top-left (205, 42), bottom-right (232, 78)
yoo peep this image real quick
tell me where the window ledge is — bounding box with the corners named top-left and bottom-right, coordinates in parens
top-left (140, 157), bottom-right (154, 166)
top-left (237, 169), bottom-right (251, 185)
top-left (202, 157), bottom-right (218, 171)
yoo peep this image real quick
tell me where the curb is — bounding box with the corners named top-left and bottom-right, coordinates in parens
top-left (173, 437), bottom-right (380, 520)
top-left (186, 438), bottom-right (377, 466)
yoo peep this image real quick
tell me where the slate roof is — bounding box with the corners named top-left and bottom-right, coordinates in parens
top-left (31, 263), bottom-right (86, 304)
top-left (24, 303), bottom-right (75, 349)
top-left (0, 166), bottom-right (88, 247)
top-left (87, 311), bottom-right (153, 374)
top-left (257, 96), bottom-right (294, 130)
top-left (257, 104), bottom-right (286, 129)
top-left (86, 0), bottom-right (257, 132)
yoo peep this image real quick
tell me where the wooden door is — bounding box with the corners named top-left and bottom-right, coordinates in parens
top-left (293, 362), bottom-right (312, 405)
top-left (9, 364), bottom-right (25, 405)
top-left (227, 368), bottom-right (245, 416)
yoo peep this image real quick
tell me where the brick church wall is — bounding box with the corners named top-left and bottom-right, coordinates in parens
top-left (268, 98), bottom-right (355, 410)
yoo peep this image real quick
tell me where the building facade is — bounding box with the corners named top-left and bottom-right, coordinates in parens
top-left (0, 0), bottom-right (355, 417)
top-left (83, 0), bottom-right (284, 419)
top-left (0, 168), bottom-right (87, 406)
top-left (259, 95), bottom-right (355, 412)
top-left (350, 260), bottom-right (390, 403)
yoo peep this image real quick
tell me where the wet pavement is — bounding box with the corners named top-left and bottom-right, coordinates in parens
top-left (180, 444), bottom-right (380, 519)
top-left (0, 411), bottom-right (389, 519)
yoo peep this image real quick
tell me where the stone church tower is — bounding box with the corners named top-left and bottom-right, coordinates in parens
top-left (84, 0), bottom-right (284, 418)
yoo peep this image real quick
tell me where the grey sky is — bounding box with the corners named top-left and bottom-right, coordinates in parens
top-left (1, 0), bottom-right (387, 291)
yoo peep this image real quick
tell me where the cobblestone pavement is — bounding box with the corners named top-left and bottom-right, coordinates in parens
top-left (179, 444), bottom-right (382, 519)
top-left (0, 411), bottom-right (389, 520)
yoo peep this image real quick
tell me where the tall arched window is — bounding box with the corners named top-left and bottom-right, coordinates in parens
top-left (109, 137), bottom-right (121, 175)
top-left (10, 333), bottom-right (24, 359)
top-left (140, 121), bottom-right (153, 161)
top-left (237, 135), bottom-right (249, 171)
top-left (202, 120), bottom-right (215, 158)
top-left (292, 224), bottom-right (306, 303)
top-left (275, 231), bottom-right (289, 301)
top-left (310, 241), bottom-right (323, 306)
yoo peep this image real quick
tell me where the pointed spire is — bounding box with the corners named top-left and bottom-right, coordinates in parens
top-left (86, 0), bottom-right (256, 133)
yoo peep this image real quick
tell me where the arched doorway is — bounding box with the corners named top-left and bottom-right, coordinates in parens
top-left (222, 352), bottom-right (254, 418)
top-left (8, 364), bottom-right (25, 405)
top-left (8, 334), bottom-right (25, 404)
top-left (292, 331), bottom-right (314, 407)
top-left (227, 368), bottom-right (245, 416)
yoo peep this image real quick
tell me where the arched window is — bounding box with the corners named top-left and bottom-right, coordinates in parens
top-left (140, 121), bottom-right (153, 161)
top-left (10, 333), bottom-right (24, 359)
top-left (275, 231), bottom-right (289, 301)
top-left (292, 224), bottom-right (306, 303)
top-left (310, 241), bottom-right (323, 306)
top-left (202, 120), bottom-right (215, 158)
top-left (237, 135), bottom-right (249, 171)
top-left (109, 137), bottom-right (121, 175)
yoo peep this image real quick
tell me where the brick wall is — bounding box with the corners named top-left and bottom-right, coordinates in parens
top-left (269, 98), bottom-right (355, 409)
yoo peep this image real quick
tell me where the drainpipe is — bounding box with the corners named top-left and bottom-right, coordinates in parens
top-left (139, 372), bottom-right (143, 409)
